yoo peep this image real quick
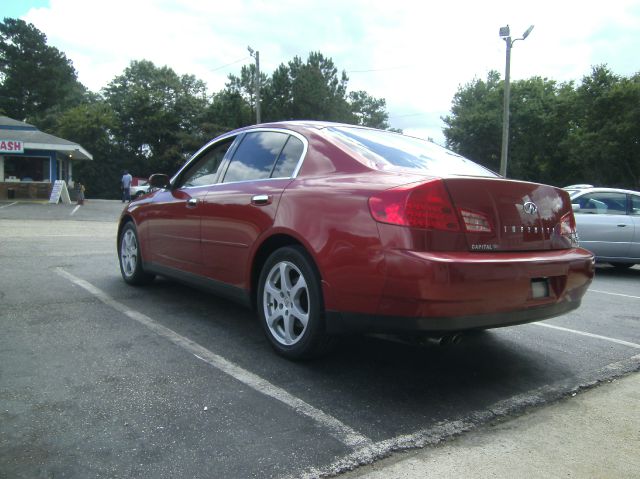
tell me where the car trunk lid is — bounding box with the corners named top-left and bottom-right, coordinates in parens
top-left (443, 177), bottom-right (575, 252)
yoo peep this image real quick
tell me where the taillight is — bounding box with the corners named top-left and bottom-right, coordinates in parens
top-left (560, 211), bottom-right (579, 246)
top-left (368, 179), bottom-right (461, 231)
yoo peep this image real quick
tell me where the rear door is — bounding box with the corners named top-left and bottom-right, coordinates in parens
top-left (200, 130), bottom-right (306, 288)
top-left (572, 191), bottom-right (633, 258)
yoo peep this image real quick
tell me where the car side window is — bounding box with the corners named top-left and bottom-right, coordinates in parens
top-left (631, 195), bottom-right (640, 215)
top-left (575, 192), bottom-right (627, 215)
top-left (177, 138), bottom-right (234, 188)
top-left (272, 136), bottom-right (304, 178)
top-left (223, 132), bottom-right (288, 183)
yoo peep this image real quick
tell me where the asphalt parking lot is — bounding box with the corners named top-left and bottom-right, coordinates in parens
top-left (1, 200), bottom-right (639, 478)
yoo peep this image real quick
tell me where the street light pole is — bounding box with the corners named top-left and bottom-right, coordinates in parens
top-left (499, 25), bottom-right (534, 178)
top-left (247, 46), bottom-right (261, 124)
top-left (499, 28), bottom-right (512, 178)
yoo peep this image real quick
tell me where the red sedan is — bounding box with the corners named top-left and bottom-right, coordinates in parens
top-left (118, 122), bottom-right (594, 359)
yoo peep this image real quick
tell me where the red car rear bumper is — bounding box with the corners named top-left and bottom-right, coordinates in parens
top-left (325, 248), bottom-right (594, 333)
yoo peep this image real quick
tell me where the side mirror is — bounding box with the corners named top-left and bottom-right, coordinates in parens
top-left (571, 203), bottom-right (581, 212)
top-left (149, 174), bottom-right (170, 189)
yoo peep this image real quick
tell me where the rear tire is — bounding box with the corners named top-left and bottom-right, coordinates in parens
top-left (257, 246), bottom-right (333, 360)
top-left (118, 222), bottom-right (155, 285)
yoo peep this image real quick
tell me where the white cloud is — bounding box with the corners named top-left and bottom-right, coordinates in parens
top-left (21, 0), bottom-right (640, 142)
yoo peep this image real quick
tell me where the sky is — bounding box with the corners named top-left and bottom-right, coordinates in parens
top-left (4, 0), bottom-right (640, 142)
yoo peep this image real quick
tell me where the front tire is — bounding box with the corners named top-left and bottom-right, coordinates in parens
top-left (257, 246), bottom-right (332, 360)
top-left (118, 222), bottom-right (155, 285)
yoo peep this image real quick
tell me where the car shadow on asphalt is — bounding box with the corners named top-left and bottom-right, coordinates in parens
top-left (133, 275), bottom-right (567, 379)
top-left (125, 275), bottom-right (574, 430)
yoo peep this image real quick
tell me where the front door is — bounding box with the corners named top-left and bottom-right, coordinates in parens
top-left (147, 185), bottom-right (211, 274)
top-left (146, 137), bottom-right (237, 275)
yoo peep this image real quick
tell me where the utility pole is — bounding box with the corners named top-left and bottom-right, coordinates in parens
top-left (498, 24), bottom-right (534, 178)
top-left (248, 46), bottom-right (261, 124)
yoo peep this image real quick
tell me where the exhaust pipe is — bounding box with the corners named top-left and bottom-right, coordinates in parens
top-left (425, 333), bottom-right (463, 347)
top-left (369, 333), bottom-right (465, 347)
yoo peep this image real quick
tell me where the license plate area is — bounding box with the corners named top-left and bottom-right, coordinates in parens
top-left (531, 278), bottom-right (550, 299)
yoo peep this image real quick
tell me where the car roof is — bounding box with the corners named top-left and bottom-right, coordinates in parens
top-left (564, 184), bottom-right (594, 189)
top-left (569, 187), bottom-right (640, 196)
top-left (229, 120), bottom-right (384, 136)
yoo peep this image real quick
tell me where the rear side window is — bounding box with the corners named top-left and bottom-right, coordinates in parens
top-left (272, 136), bottom-right (304, 178)
top-left (574, 192), bottom-right (627, 215)
top-left (223, 132), bottom-right (288, 183)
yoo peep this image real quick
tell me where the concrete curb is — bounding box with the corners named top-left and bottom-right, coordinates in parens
top-left (341, 371), bottom-right (640, 478)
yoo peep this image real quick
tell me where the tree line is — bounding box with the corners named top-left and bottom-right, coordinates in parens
top-left (1, 18), bottom-right (390, 197)
top-left (443, 67), bottom-right (640, 190)
top-left (2, 17), bottom-right (639, 196)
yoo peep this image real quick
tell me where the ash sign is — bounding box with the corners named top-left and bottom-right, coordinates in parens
top-left (0, 139), bottom-right (24, 153)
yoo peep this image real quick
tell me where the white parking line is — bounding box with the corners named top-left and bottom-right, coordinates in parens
top-left (533, 322), bottom-right (640, 349)
top-left (590, 289), bottom-right (640, 300)
top-left (55, 267), bottom-right (372, 449)
top-left (70, 205), bottom-right (81, 216)
top-left (0, 201), bottom-right (18, 209)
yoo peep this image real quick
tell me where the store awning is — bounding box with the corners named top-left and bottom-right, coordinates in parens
top-left (0, 116), bottom-right (93, 160)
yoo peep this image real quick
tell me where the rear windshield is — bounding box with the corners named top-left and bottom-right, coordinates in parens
top-left (326, 126), bottom-right (497, 177)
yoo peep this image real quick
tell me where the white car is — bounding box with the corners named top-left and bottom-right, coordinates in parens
top-left (130, 179), bottom-right (150, 198)
top-left (567, 186), bottom-right (640, 268)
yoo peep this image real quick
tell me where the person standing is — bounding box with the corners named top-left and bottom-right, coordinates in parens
top-left (121, 170), bottom-right (133, 203)
top-left (76, 182), bottom-right (85, 205)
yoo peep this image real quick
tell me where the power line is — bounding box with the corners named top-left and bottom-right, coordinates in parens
top-left (389, 112), bottom-right (430, 119)
top-left (346, 66), bottom-right (411, 73)
top-left (210, 56), bottom-right (251, 72)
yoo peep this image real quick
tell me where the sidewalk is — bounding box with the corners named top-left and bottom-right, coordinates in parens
top-left (344, 371), bottom-right (640, 478)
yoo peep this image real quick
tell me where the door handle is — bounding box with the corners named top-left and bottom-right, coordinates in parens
top-left (186, 198), bottom-right (198, 208)
top-left (251, 195), bottom-right (272, 205)
top-left (617, 224), bottom-right (627, 227)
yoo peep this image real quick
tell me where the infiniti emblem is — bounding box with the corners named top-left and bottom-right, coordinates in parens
top-left (523, 201), bottom-right (538, 215)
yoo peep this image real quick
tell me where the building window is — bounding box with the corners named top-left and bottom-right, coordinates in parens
top-left (4, 156), bottom-right (49, 181)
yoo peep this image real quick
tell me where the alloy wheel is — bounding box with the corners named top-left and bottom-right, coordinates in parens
top-left (263, 261), bottom-right (310, 346)
top-left (120, 228), bottom-right (138, 278)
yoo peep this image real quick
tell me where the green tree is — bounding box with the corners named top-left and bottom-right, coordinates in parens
top-left (443, 65), bottom-right (640, 189)
top-left (0, 17), bottom-right (86, 123)
top-left (204, 63), bottom-right (264, 129)
top-left (443, 71), bottom-right (578, 185)
top-left (103, 59), bottom-right (209, 175)
top-left (347, 90), bottom-right (389, 129)
top-left (264, 63), bottom-right (293, 121)
top-left (212, 52), bottom-right (390, 128)
top-left (224, 63), bottom-right (269, 123)
top-left (566, 66), bottom-right (640, 189)
top-left (260, 53), bottom-right (348, 121)
top-left (53, 100), bottom-right (123, 198)
top-left (443, 71), bottom-right (503, 172)
top-left (506, 77), bottom-right (576, 184)
top-left (205, 89), bottom-right (253, 130)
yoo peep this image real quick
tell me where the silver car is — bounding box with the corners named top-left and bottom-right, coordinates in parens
top-left (568, 186), bottom-right (640, 268)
